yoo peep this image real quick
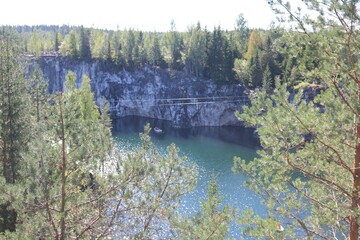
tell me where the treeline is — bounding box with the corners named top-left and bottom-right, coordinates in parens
top-left (7, 15), bottom-right (320, 89)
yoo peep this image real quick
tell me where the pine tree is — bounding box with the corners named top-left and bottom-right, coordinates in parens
top-left (146, 32), bottom-right (164, 67)
top-left (234, 14), bottom-right (250, 57)
top-left (233, 58), bottom-right (251, 86)
top-left (0, 27), bottom-right (31, 233)
top-left (182, 22), bottom-right (207, 77)
top-left (28, 64), bottom-right (47, 122)
top-left (262, 64), bottom-right (272, 93)
top-left (121, 29), bottom-right (136, 68)
top-left (69, 29), bottom-right (79, 59)
top-left (54, 31), bottom-right (61, 52)
top-left (1, 70), bottom-right (198, 239)
top-left (235, 1), bottom-right (360, 239)
top-left (161, 20), bottom-right (183, 70)
top-left (28, 30), bottom-right (43, 57)
top-left (79, 26), bottom-right (91, 60)
top-left (206, 27), bottom-right (227, 83)
top-left (248, 51), bottom-right (262, 87)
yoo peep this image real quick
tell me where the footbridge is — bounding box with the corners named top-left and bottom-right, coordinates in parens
top-left (112, 96), bottom-right (250, 107)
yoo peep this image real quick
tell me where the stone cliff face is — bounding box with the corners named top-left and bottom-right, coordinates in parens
top-left (36, 57), bottom-right (249, 128)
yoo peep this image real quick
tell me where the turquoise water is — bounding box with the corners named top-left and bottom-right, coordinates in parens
top-left (112, 117), bottom-right (266, 239)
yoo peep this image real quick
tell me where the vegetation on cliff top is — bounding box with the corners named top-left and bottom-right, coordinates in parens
top-left (7, 13), bottom-right (318, 89)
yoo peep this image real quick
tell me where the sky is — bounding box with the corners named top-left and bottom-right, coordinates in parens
top-left (1, 0), bottom-right (278, 31)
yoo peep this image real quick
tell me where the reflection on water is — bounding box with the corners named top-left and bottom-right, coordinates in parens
top-left (112, 116), bottom-right (266, 239)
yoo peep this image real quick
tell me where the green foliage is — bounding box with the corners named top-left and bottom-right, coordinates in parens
top-left (238, 208), bottom-right (291, 239)
top-left (234, 14), bottom-right (250, 56)
top-left (182, 22), bottom-right (207, 77)
top-left (79, 26), bottom-right (91, 60)
top-left (60, 28), bottom-right (80, 59)
top-left (0, 27), bottom-right (31, 233)
top-left (234, 81), bottom-right (356, 239)
top-left (89, 28), bottom-right (107, 60)
top-left (262, 64), bottom-right (272, 93)
top-left (5, 21), bottom-right (292, 87)
top-left (248, 51), bottom-right (263, 87)
top-left (28, 64), bottom-right (47, 122)
top-left (235, 1), bottom-right (360, 239)
top-left (205, 26), bottom-right (235, 83)
top-left (0, 69), bottom-right (198, 238)
top-left (161, 20), bottom-right (183, 70)
top-left (0, 28), bottom-right (30, 184)
top-left (28, 30), bottom-right (42, 57)
top-left (145, 32), bottom-right (165, 67)
top-left (171, 176), bottom-right (236, 239)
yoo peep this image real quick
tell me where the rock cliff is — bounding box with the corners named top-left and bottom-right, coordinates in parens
top-left (36, 57), bottom-right (249, 128)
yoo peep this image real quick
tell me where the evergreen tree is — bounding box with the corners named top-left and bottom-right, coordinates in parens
top-left (121, 29), bottom-right (136, 68)
top-left (54, 30), bottom-right (61, 52)
top-left (182, 22), bottom-right (207, 77)
top-left (206, 27), bottom-right (227, 83)
top-left (161, 20), bottom-right (183, 70)
top-left (223, 36), bottom-right (235, 82)
top-left (60, 28), bottom-right (79, 59)
top-left (248, 51), bottom-right (262, 87)
top-left (131, 31), bottom-right (141, 68)
top-left (234, 13), bottom-right (250, 57)
top-left (79, 26), bottom-right (91, 60)
top-left (146, 32), bottom-right (164, 67)
top-left (0, 28), bottom-right (30, 233)
top-left (1, 70), bottom-right (197, 239)
top-left (260, 35), bottom-right (277, 81)
top-left (90, 29), bottom-right (110, 61)
top-left (28, 64), bottom-right (47, 122)
top-left (69, 29), bottom-right (79, 59)
top-left (137, 31), bottom-right (147, 67)
top-left (262, 64), bottom-right (272, 93)
top-left (109, 30), bottom-right (122, 63)
top-left (234, 1), bottom-right (360, 239)
top-left (28, 30), bottom-right (42, 57)
top-left (106, 32), bottom-right (112, 61)
top-left (233, 58), bottom-right (250, 86)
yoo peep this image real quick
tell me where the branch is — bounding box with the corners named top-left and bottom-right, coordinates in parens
top-left (289, 181), bottom-right (338, 215)
top-left (46, 200), bottom-right (59, 239)
top-left (75, 214), bottom-right (101, 239)
top-left (257, 176), bottom-right (330, 239)
top-left (143, 166), bottom-right (174, 233)
top-left (279, 94), bottom-right (354, 175)
top-left (205, 215), bottom-right (227, 240)
top-left (96, 196), bottom-right (123, 239)
top-left (279, 125), bottom-right (352, 199)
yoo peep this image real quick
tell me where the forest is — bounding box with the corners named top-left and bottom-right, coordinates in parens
top-left (13, 14), bottom-right (317, 91)
top-left (1, 0), bottom-right (360, 239)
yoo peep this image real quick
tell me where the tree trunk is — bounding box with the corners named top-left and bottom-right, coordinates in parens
top-left (59, 96), bottom-right (67, 240)
top-left (350, 116), bottom-right (360, 240)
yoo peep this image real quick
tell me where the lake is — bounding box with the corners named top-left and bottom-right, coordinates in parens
top-left (112, 116), bottom-right (266, 239)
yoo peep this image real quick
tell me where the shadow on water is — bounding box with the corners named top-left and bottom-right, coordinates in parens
top-left (112, 116), bottom-right (260, 148)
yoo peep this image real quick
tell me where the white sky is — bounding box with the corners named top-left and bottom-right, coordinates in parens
top-left (1, 0), bottom-right (278, 31)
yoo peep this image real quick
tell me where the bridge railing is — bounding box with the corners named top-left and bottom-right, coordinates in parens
top-left (111, 96), bottom-right (250, 109)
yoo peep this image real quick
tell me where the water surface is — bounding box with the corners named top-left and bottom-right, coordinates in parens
top-left (112, 116), bottom-right (266, 239)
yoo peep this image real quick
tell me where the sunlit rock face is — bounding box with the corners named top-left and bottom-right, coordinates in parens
top-left (36, 57), bottom-right (249, 128)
